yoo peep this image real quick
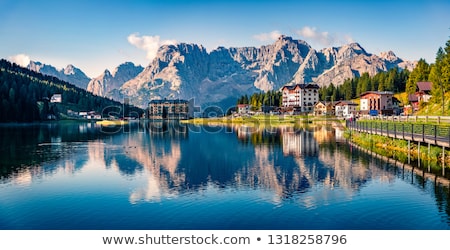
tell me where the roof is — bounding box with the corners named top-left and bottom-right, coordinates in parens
top-left (408, 94), bottom-right (419, 102)
top-left (360, 91), bottom-right (394, 97)
top-left (417, 81), bottom-right (432, 92)
top-left (237, 104), bottom-right (249, 107)
top-left (314, 101), bottom-right (326, 106)
top-left (335, 100), bottom-right (358, 106)
top-left (282, 83), bottom-right (320, 90)
top-left (148, 99), bottom-right (189, 105)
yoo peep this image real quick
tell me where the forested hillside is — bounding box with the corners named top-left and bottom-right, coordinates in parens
top-left (0, 59), bottom-right (141, 122)
top-left (318, 67), bottom-right (410, 102)
top-left (236, 67), bottom-right (410, 108)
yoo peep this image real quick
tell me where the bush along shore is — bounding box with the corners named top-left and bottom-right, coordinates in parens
top-left (345, 130), bottom-right (450, 176)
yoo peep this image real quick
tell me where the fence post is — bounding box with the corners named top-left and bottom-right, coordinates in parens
top-left (408, 140), bottom-right (411, 164)
top-left (402, 123), bottom-right (405, 139)
top-left (428, 143), bottom-right (431, 172)
top-left (412, 124), bottom-right (414, 140)
top-left (443, 146), bottom-right (446, 177)
top-left (386, 122), bottom-right (389, 137)
top-left (448, 126), bottom-right (450, 147)
top-left (435, 125), bottom-right (437, 144)
top-left (418, 141), bottom-right (421, 168)
top-left (394, 123), bottom-right (396, 139)
top-left (422, 124), bottom-right (425, 142)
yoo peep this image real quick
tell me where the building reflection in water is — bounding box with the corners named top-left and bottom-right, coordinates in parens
top-left (127, 121), bottom-right (187, 203)
top-left (82, 123), bottom-right (377, 205)
top-left (233, 125), bottom-right (325, 204)
top-left (232, 124), bottom-right (386, 206)
top-left (281, 126), bottom-right (318, 157)
top-left (2, 121), bottom-right (448, 217)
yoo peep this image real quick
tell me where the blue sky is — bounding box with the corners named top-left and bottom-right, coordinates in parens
top-left (1, 0), bottom-right (449, 78)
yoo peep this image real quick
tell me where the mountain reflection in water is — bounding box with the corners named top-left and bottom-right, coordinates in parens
top-left (0, 121), bottom-right (449, 229)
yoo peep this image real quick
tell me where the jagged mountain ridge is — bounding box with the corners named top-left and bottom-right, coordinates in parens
top-left (27, 61), bottom-right (91, 89)
top-left (86, 62), bottom-right (143, 97)
top-left (23, 35), bottom-right (416, 109)
top-left (116, 35), bottom-right (415, 108)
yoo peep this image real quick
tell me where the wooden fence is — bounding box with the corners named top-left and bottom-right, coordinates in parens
top-left (347, 120), bottom-right (450, 147)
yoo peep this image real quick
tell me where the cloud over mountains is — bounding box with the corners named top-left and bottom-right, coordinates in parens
top-left (8, 54), bottom-right (31, 67)
top-left (253, 26), bottom-right (354, 48)
top-left (127, 33), bottom-right (177, 61)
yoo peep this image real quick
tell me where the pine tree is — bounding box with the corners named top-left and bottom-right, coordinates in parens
top-left (429, 39), bottom-right (450, 115)
top-left (406, 59), bottom-right (430, 94)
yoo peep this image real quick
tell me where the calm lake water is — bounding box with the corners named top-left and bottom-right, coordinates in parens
top-left (0, 121), bottom-right (449, 230)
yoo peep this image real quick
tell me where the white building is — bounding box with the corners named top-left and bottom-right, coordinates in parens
top-left (50, 94), bottom-right (62, 103)
top-left (334, 101), bottom-right (358, 117)
top-left (237, 104), bottom-right (250, 114)
top-left (281, 83), bottom-right (320, 113)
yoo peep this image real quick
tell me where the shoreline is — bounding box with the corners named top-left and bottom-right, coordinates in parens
top-left (0, 119), bottom-right (97, 126)
top-left (180, 115), bottom-right (345, 126)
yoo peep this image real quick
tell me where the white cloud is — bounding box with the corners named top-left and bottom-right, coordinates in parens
top-left (343, 34), bottom-right (355, 44)
top-left (296, 26), bottom-right (333, 46)
top-left (8, 54), bottom-right (31, 67)
top-left (253, 30), bottom-right (283, 42)
top-left (296, 26), bottom-right (354, 47)
top-left (127, 33), bottom-right (177, 61)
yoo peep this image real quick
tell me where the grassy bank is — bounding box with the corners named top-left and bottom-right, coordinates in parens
top-left (182, 115), bottom-right (345, 128)
top-left (346, 130), bottom-right (450, 171)
top-left (416, 91), bottom-right (450, 116)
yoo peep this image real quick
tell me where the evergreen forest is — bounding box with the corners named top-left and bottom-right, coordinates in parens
top-left (0, 59), bottom-right (142, 122)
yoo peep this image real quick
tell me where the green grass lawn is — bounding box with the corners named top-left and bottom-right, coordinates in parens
top-left (181, 115), bottom-right (346, 131)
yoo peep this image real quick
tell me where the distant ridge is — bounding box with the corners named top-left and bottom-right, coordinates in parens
top-left (27, 61), bottom-right (91, 89)
top-left (0, 59), bottom-right (139, 122)
top-left (87, 62), bottom-right (143, 97)
top-left (115, 35), bottom-right (416, 108)
top-left (16, 35), bottom-right (416, 109)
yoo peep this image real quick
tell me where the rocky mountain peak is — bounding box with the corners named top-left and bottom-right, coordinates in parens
top-left (337, 42), bottom-right (368, 59)
top-left (64, 64), bottom-right (76, 75)
top-left (114, 36), bottom-right (415, 109)
top-left (103, 69), bottom-right (112, 76)
top-left (28, 61), bottom-right (43, 72)
top-left (86, 62), bottom-right (144, 97)
top-left (379, 50), bottom-right (400, 62)
top-left (27, 61), bottom-right (90, 89)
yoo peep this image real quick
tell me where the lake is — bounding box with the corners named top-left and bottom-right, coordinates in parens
top-left (0, 121), bottom-right (449, 229)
